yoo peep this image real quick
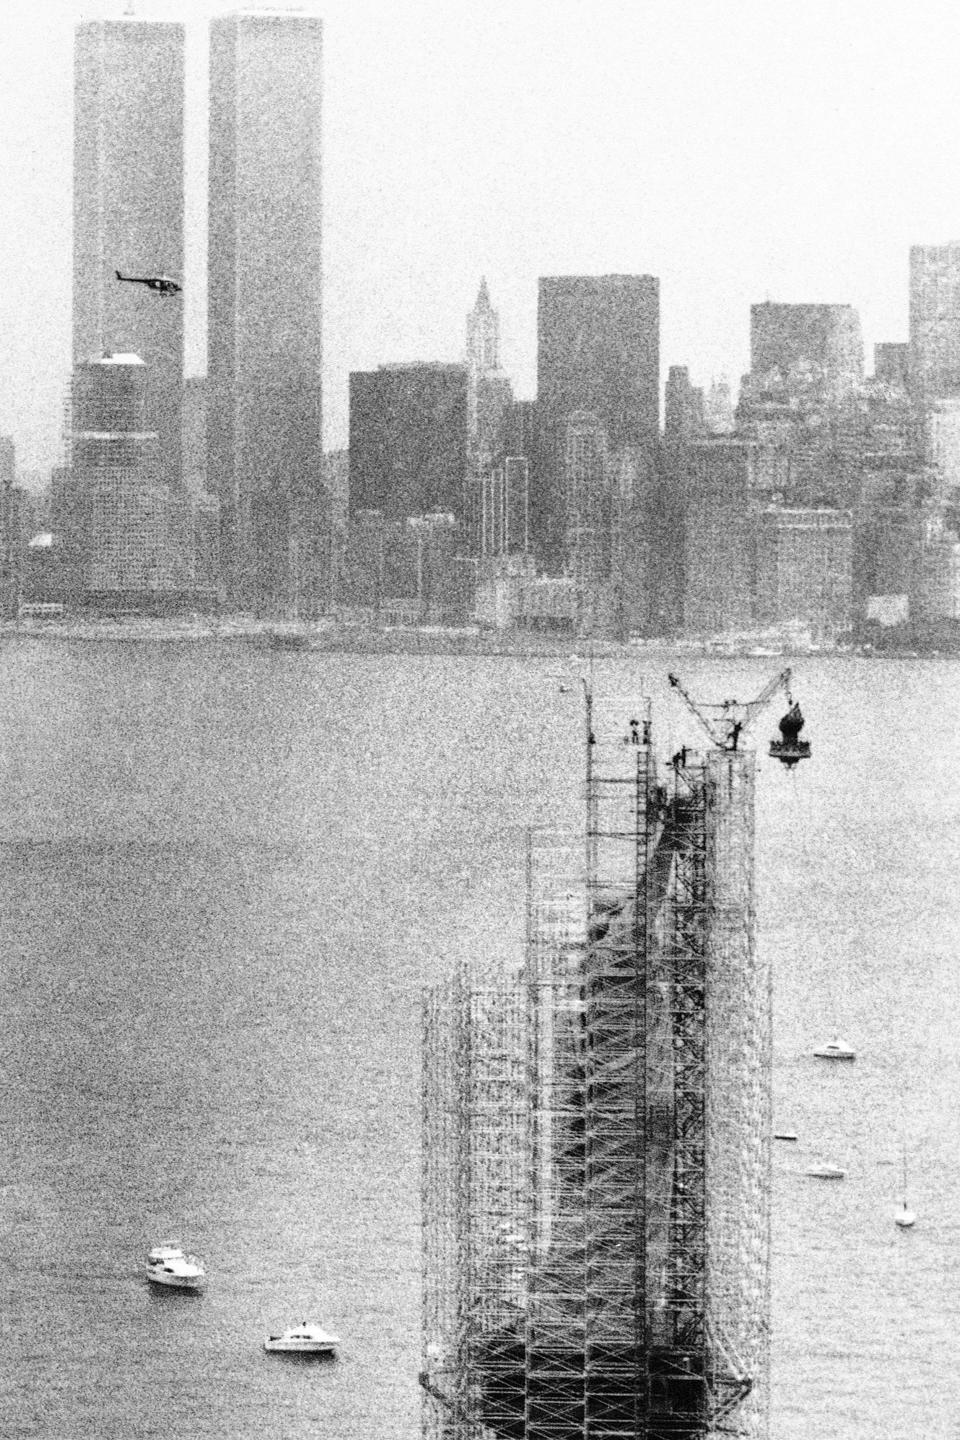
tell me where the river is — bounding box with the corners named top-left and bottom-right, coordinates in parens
top-left (0, 640), bottom-right (957, 1437)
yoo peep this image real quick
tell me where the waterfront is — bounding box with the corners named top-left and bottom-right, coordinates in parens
top-left (0, 642), bottom-right (958, 1437)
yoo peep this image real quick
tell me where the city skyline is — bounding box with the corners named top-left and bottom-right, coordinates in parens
top-left (4, 0), bottom-right (960, 472)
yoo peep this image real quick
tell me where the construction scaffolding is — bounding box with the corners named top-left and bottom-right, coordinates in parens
top-left (422, 688), bottom-right (770, 1439)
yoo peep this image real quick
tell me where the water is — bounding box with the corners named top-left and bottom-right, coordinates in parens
top-left (0, 641), bottom-right (957, 1438)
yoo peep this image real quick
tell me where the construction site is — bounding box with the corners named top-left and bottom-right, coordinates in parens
top-left (421, 674), bottom-right (806, 1439)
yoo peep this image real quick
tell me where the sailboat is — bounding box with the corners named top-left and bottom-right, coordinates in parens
top-left (894, 1146), bottom-right (916, 1228)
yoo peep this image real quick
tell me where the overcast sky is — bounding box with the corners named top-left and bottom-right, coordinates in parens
top-left (2, 0), bottom-right (960, 472)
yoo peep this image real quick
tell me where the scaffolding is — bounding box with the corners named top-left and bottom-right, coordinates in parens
top-left (422, 689), bottom-right (770, 1439)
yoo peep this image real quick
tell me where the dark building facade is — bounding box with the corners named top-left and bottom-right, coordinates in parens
top-left (756, 506), bottom-right (853, 641)
top-left (750, 302), bottom-right (863, 391)
top-left (348, 363), bottom-right (468, 523)
top-left (498, 400), bottom-right (560, 570)
top-left (664, 364), bottom-right (705, 445)
top-left (537, 274), bottom-right (660, 448)
top-left (0, 437), bottom-right (17, 617)
top-left (874, 342), bottom-right (910, 389)
top-left (682, 440), bottom-right (758, 636)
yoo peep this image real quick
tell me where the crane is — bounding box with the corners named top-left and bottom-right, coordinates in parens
top-left (667, 669), bottom-right (811, 767)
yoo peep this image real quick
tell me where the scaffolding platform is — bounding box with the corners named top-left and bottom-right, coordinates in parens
top-left (422, 690), bottom-right (771, 1439)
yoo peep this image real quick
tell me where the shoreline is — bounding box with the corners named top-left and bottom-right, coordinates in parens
top-left (0, 618), bottom-right (881, 660)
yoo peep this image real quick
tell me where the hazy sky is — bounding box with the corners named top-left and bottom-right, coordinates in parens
top-left (2, 0), bottom-right (960, 472)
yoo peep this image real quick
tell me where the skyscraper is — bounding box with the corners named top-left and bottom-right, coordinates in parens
top-left (348, 363), bottom-right (468, 521)
top-left (0, 436), bottom-right (16, 618)
top-left (466, 278), bottom-right (500, 378)
top-left (749, 302), bottom-right (863, 393)
top-left (73, 19), bottom-right (184, 493)
top-left (537, 274), bottom-right (660, 448)
top-left (208, 9), bottom-right (323, 615)
top-left (465, 280), bottom-right (512, 466)
top-left (664, 364), bottom-right (705, 444)
top-left (909, 243), bottom-right (960, 397)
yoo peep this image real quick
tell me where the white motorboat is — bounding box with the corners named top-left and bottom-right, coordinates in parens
top-left (813, 1038), bottom-right (856, 1061)
top-left (264, 1322), bottom-right (340, 1355)
top-left (805, 1163), bottom-right (846, 1179)
top-left (146, 1245), bottom-right (206, 1290)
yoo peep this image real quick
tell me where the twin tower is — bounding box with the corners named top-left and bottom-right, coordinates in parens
top-left (73, 12), bottom-right (323, 610)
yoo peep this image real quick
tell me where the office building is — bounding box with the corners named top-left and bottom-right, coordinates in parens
top-left (62, 354), bottom-right (213, 612)
top-left (73, 19), bottom-right (184, 493)
top-left (664, 365), bottom-right (705, 445)
top-left (703, 375), bottom-right (736, 434)
top-left (910, 243), bottom-right (960, 397)
top-left (756, 507), bottom-right (853, 641)
top-left (750, 302), bottom-right (863, 393)
top-left (537, 274), bottom-right (660, 448)
top-left (182, 376), bottom-right (207, 497)
top-left (563, 411), bottom-right (611, 584)
top-left (465, 279), bottom-right (512, 465)
top-left (682, 440), bottom-right (758, 636)
top-left (498, 399), bottom-right (560, 571)
top-left (69, 354), bottom-right (164, 607)
top-left (208, 9), bottom-right (324, 614)
top-left (874, 342), bottom-right (910, 389)
top-left (466, 278), bottom-right (499, 393)
top-left (348, 363), bottom-right (468, 522)
top-left (0, 437), bottom-right (16, 617)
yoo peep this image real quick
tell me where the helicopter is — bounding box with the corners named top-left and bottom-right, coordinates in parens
top-left (115, 270), bottom-right (182, 297)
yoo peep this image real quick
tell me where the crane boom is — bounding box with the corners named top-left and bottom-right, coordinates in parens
top-left (667, 669), bottom-right (794, 752)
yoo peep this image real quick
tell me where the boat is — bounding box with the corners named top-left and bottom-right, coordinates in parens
top-left (264, 1322), bottom-right (340, 1355)
top-left (894, 1202), bottom-right (916, 1229)
top-left (774, 1130), bottom-right (799, 1142)
top-left (145, 1244), bottom-right (206, 1290)
top-left (805, 1163), bottom-right (846, 1179)
top-left (813, 1038), bottom-right (856, 1061)
top-left (894, 1145), bottom-right (916, 1228)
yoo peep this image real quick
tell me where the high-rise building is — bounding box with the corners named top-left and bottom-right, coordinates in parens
top-left (664, 364), bottom-right (705, 444)
top-left (909, 243), bottom-right (960, 397)
top-left (874, 342), bottom-right (910, 390)
top-left (500, 399), bottom-right (561, 571)
top-left (466, 278), bottom-right (499, 380)
top-left (59, 354), bottom-right (213, 614)
top-left (563, 411), bottom-right (611, 584)
top-left (465, 280), bottom-right (513, 467)
top-left (208, 9), bottom-right (324, 615)
top-left (750, 302), bottom-right (863, 393)
top-left (682, 439), bottom-right (759, 636)
top-left (756, 506), bottom-right (853, 642)
top-left (537, 274), bottom-right (660, 448)
top-left (704, 375), bottom-right (736, 434)
top-left (348, 363), bottom-right (468, 522)
top-left (73, 19), bottom-right (184, 493)
top-left (182, 376), bottom-right (208, 498)
top-left (69, 354), bottom-right (162, 607)
top-left (0, 437), bottom-right (17, 618)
